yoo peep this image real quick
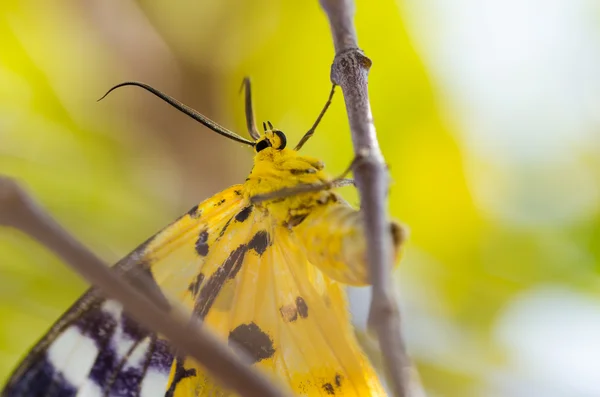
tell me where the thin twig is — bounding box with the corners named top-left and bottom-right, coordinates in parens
top-left (318, 1), bottom-right (424, 397)
top-left (0, 176), bottom-right (290, 397)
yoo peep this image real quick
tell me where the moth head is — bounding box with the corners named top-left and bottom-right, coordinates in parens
top-left (254, 121), bottom-right (287, 153)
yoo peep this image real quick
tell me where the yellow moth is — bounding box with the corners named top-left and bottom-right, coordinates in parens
top-left (2, 79), bottom-right (403, 397)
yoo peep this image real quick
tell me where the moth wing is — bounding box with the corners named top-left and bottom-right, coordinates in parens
top-left (2, 186), bottom-right (250, 397)
top-left (265, 224), bottom-right (386, 396)
top-left (171, 207), bottom-right (387, 397)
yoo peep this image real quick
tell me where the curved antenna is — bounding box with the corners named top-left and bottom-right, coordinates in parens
top-left (239, 77), bottom-right (261, 140)
top-left (98, 82), bottom-right (255, 146)
top-left (295, 84), bottom-right (336, 151)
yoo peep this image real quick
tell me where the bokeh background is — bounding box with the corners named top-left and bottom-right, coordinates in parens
top-left (1, 1), bottom-right (599, 396)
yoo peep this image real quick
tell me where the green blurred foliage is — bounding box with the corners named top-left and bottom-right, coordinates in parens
top-left (1, 1), bottom-right (598, 396)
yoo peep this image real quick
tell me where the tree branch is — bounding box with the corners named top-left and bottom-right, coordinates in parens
top-left (0, 176), bottom-right (290, 397)
top-left (318, 1), bottom-right (423, 396)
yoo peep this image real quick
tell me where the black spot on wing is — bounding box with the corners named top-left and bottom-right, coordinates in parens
top-left (296, 296), bottom-right (309, 318)
top-left (248, 230), bottom-right (270, 255)
top-left (214, 198), bottom-right (226, 207)
top-left (187, 273), bottom-right (205, 296)
top-left (195, 229), bottom-right (209, 256)
top-left (228, 322), bottom-right (275, 363)
top-left (147, 338), bottom-right (175, 374)
top-left (228, 255), bottom-right (244, 281)
top-left (235, 205), bottom-right (253, 222)
top-left (106, 364), bottom-right (146, 397)
top-left (77, 303), bottom-right (117, 343)
top-left (335, 373), bottom-right (343, 388)
top-left (165, 358), bottom-right (197, 397)
top-left (194, 244), bottom-right (248, 318)
top-left (323, 382), bottom-right (335, 395)
top-left (187, 204), bottom-right (201, 218)
top-left (218, 216), bottom-right (234, 238)
top-left (286, 213), bottom-right (308, 227)
top-left (89, 319), bottom-right (120, 387)
top-left (234, 189), bottom-right (242, 196)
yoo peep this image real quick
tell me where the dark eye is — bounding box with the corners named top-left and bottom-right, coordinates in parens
top-left (273, 130), bottom-right (287, 150)
top-left (255, 139), bottom-right (271, 152)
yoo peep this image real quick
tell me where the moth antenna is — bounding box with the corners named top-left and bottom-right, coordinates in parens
top-left (239, 77), bottom-right (261, 140)
top-left (267, 121), bottom-right (274, 130)
top-left (263, 122), bottom-right (267, 132)
top-left (295, 84), bottom-right (336, 151)
top-left (99, 81), bottom-right (255, 146)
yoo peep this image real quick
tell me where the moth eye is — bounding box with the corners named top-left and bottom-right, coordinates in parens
top-left (273, 130), bottom-right (287, 150)
top-left (255, 139), bottom-right (271, 152)
top-left (254, 139), bottom-right (271, 153)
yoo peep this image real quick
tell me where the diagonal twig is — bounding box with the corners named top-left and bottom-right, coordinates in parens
top-left (318, 1), bottom-right (425, 397)
top-left (0, 176), bottom-right (290, 397)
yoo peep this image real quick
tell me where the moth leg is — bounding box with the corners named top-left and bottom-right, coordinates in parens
top-left (250, 178), bottom-right (354, 204)
top-left (239, 77), bottom-right (261, 140)
top-left (250, 155), bottom-right (364, 204)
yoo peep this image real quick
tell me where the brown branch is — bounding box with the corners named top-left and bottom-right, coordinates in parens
top-left (0, 176), bottom-right (290, 397)
top-left (318, 1), bottom-right (424, 397)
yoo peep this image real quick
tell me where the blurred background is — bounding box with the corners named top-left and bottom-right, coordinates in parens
top-left (1, 1), bottom-right (599, 396)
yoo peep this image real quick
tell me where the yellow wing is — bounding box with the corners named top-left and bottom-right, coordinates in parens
top-left (2, 186), bottom-right (248, 397)
top-left (3, 185), bottom-right (388, 397)
top-left (167, 198), bottom-right (387, 397)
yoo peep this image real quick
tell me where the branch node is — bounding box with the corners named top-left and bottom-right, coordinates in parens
top-left (330, 48), bottom-right (371, 86)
